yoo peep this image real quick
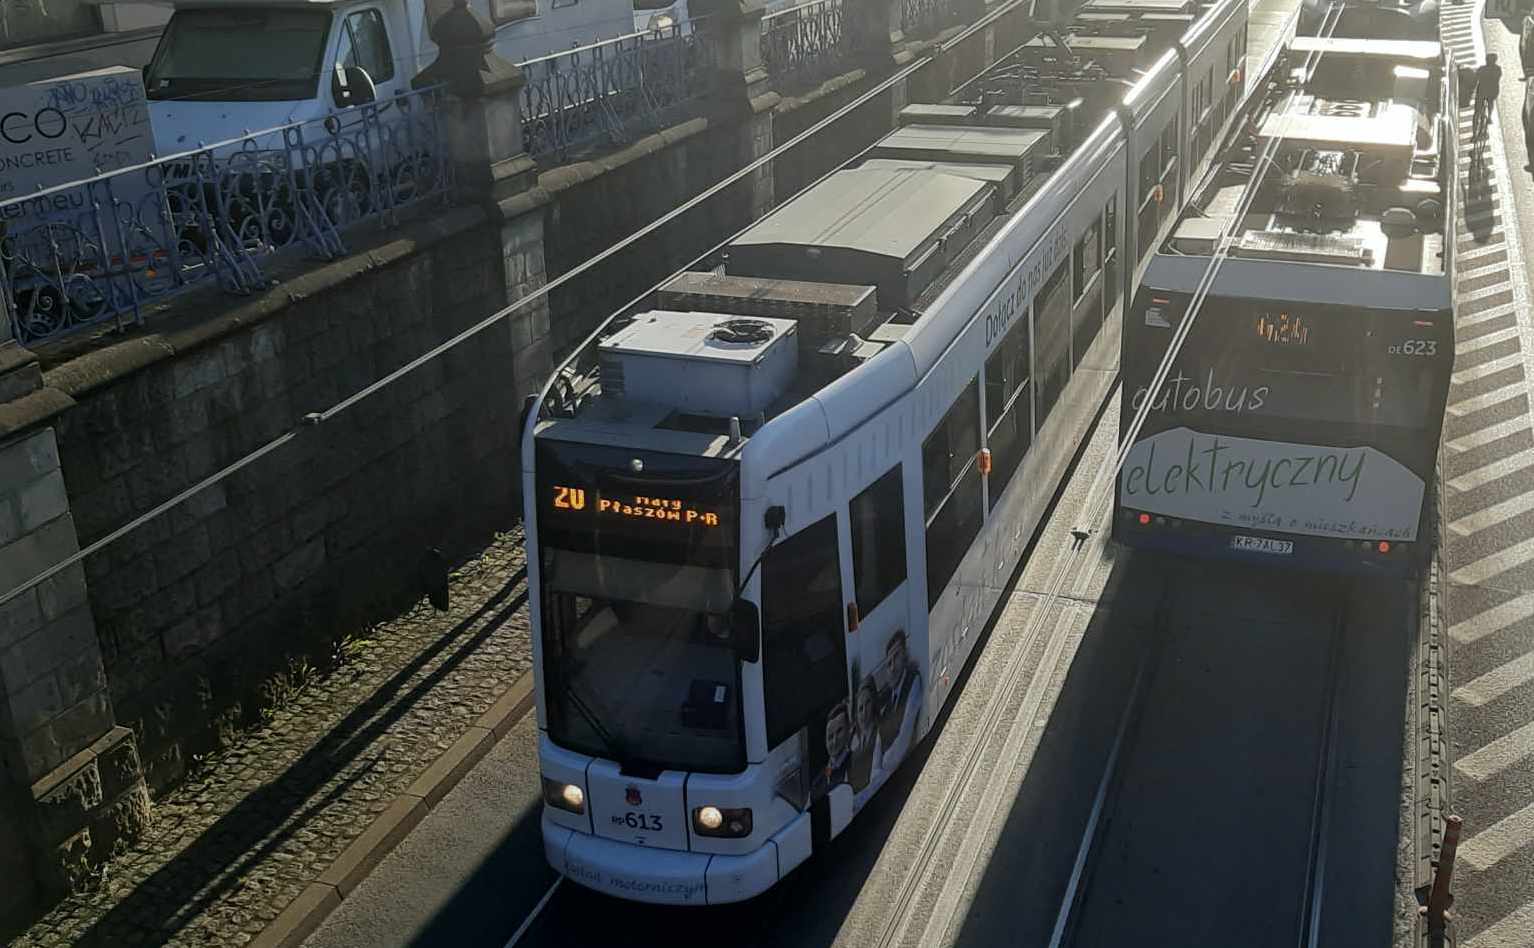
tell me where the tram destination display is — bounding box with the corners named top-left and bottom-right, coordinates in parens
top-left (534, 440), bottom-right (739, 567)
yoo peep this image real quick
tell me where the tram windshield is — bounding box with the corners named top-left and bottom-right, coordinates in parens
top-left (534, 441), bottom-right (745, 773)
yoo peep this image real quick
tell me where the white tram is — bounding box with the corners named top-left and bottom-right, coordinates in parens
top-left (523, 0), bottom-right (1255, 905)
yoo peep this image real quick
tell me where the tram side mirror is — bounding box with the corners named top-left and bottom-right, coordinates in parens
top-left (728, 599), bottom-right (760, 663)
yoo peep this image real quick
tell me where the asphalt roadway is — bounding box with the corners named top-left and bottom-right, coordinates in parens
top-left (302, 390), bottom-right (1415, 948)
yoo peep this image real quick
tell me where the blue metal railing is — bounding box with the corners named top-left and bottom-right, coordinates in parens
top-left (902, 0), bottom-right (953, 37)
top-left (761, 0), bottom-right (854, 88)
top-left (0, 86), bottom-right (451, 347)
top-left (517, 25), bottom-right (714, 162)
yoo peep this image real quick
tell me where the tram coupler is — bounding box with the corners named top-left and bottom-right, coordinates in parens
top-left (1418, 814), bottom-right (1462, 946)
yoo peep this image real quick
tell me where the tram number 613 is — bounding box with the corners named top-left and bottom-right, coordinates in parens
top-left (1390, 340), bottom-right (1438, 356)
top-left (613, 812), bottom-right (663, 831)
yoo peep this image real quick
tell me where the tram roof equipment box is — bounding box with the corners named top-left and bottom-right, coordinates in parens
top-left (597, 311), bottom-right (799, 418)
top-left (984, 104), bottom-right (1067, 155)
top-left (1021, 33), bottom-right (1153, 74)
top-left (856, 157), bottom-right (1018, 204)
top-left (726, 166), bottom-right (996, 310)
top-left (1081, 0), bottom-right (1197, 14)
top-left (657, 271), bottom-right (880, 345)
top-left (898, 103), bottom-right (979, 126)
top-left (867, 124), bottom-right (1052, 176)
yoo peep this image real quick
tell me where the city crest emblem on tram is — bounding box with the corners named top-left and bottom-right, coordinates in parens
top-left (625, 785), bottom-right (643, 806)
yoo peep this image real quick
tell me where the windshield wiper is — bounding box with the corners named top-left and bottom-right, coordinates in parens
top-left (561, 680), bottom-right (629, 766)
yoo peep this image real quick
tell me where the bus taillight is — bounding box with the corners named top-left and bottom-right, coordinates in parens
top-left (1137, 512), bottom-right (1151, 526)
top-left (1377, 541), bottom-right (1391, 554)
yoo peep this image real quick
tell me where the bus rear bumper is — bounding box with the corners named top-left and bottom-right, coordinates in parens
top-left (1116, 525), bottom-right (1416, 576)
top-left (543, 813), bottom-right (792, 905)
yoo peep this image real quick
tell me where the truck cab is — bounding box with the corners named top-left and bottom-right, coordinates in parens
top-left (143, 0), bottom-right (636, 156)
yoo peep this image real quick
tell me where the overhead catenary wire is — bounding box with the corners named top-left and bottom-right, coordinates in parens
top-left (0, 0), bottom-right (1032, 611)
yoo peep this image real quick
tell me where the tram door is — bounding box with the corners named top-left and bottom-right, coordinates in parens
top-left (759, 513), bottom-right (853, 845)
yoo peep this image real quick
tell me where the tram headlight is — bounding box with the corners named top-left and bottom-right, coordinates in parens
top-left (543, 778), bottom-right (586, 815)
top-left (693, 805), bottom-right (753, 838)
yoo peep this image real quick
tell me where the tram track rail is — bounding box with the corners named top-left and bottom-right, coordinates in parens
top-left (870, 386), bottom-right (1128, 948)
top-left (1299, 595), bottom-right (1347, 948)
top-left (1044, 580), bottom-right (1172, 948)
top-left (1042, 577), bottom-right (1355, 948)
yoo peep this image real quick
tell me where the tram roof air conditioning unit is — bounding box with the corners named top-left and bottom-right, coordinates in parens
top-left (1231, 230), bottom-right (1374, 267)
top-left (598, 311), bottom-right (799, 419)
top-left (657, 272), bottom-right (879, 348)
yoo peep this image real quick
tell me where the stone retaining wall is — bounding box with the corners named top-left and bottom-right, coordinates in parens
top-left (41, 207), bottom-right (546, 795)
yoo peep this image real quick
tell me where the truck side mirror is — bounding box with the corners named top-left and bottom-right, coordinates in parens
top-left (332, 65), bottom-right (377, 108)
top-left (728, 599), bottom-right (760, 664)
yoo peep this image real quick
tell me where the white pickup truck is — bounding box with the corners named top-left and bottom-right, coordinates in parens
top-left (140, 0), bottom-right (638, 155)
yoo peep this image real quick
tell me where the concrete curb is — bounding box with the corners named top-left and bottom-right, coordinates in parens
top-left (249, 672), bottom-right (536, 948)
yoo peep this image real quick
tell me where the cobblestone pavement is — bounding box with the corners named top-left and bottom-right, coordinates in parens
top-left (13, 527), bottom-right (531, 948)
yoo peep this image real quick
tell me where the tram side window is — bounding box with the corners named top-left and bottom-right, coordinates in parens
top-left (923, 380), bottom-right (982, 608)
top-left (922, 378), bottom-right (981, 518)
top-left (1071, 219), bottom-right (1103, 367)
top-left (1137, 143), bottom-right (1161, 258)
top-left (984, 320), bottom-right (1031, 508)
top-left (850, 465), bottom-right (907, 616)
top-left (1033, 259), bottom-right (1071, 424)
top-left (761, 514), bottom-right (848, 750)
top-left (1138, 145), bottom-right (1158, 198)
top-left (925, 460), bottom-right (983, 610)
top-left (1103, 195), bottom-right (1119, 313)
top-left (1160, 118), bottom-right (1178, 208)
top-left (1207, 64), bottom-right (1220, 128)
top-left (1073, 221), bottom-right (1101, 304)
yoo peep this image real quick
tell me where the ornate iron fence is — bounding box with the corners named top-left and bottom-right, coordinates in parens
top-left (0, 86), bottom-right (451, 347)
top-left (901, 0), bottom-right (953, 37)
top-left (518, 26), bottom-right (714, 162)
top-left (761, 0), bottom-right (854, 88)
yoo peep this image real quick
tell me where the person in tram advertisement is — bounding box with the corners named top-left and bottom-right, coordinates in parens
top-left (876, 629), bottom-right (923, 772)
top-left (810, 699), bottom-right (852, 799)
top-left (847, 674), bottom-right (883, 796)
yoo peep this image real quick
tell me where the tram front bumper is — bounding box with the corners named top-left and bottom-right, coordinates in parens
top-left (542, 812), bottom-right (785, 905)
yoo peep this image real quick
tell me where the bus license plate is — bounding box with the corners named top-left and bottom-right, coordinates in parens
top-left (1231, 535), bottom-right (1293, 555)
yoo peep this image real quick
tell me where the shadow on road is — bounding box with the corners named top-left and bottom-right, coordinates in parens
top-left (1465, 135), bottom-right (1500, 243)
top-left (72, 567), bottom-right (529, 948)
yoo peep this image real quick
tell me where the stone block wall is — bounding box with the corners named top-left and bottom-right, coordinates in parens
top-left (0, 430), bottom-right (98, 784)
top-left (0, 421), bottom-right (148, 929)
top-left (39, 206), bottom-right (548, 794)
top-left (540, 117), bottom-right (758, 358)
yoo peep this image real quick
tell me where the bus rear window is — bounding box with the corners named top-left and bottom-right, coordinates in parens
top-left (1134, 295), bottom-right (1447, 430)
